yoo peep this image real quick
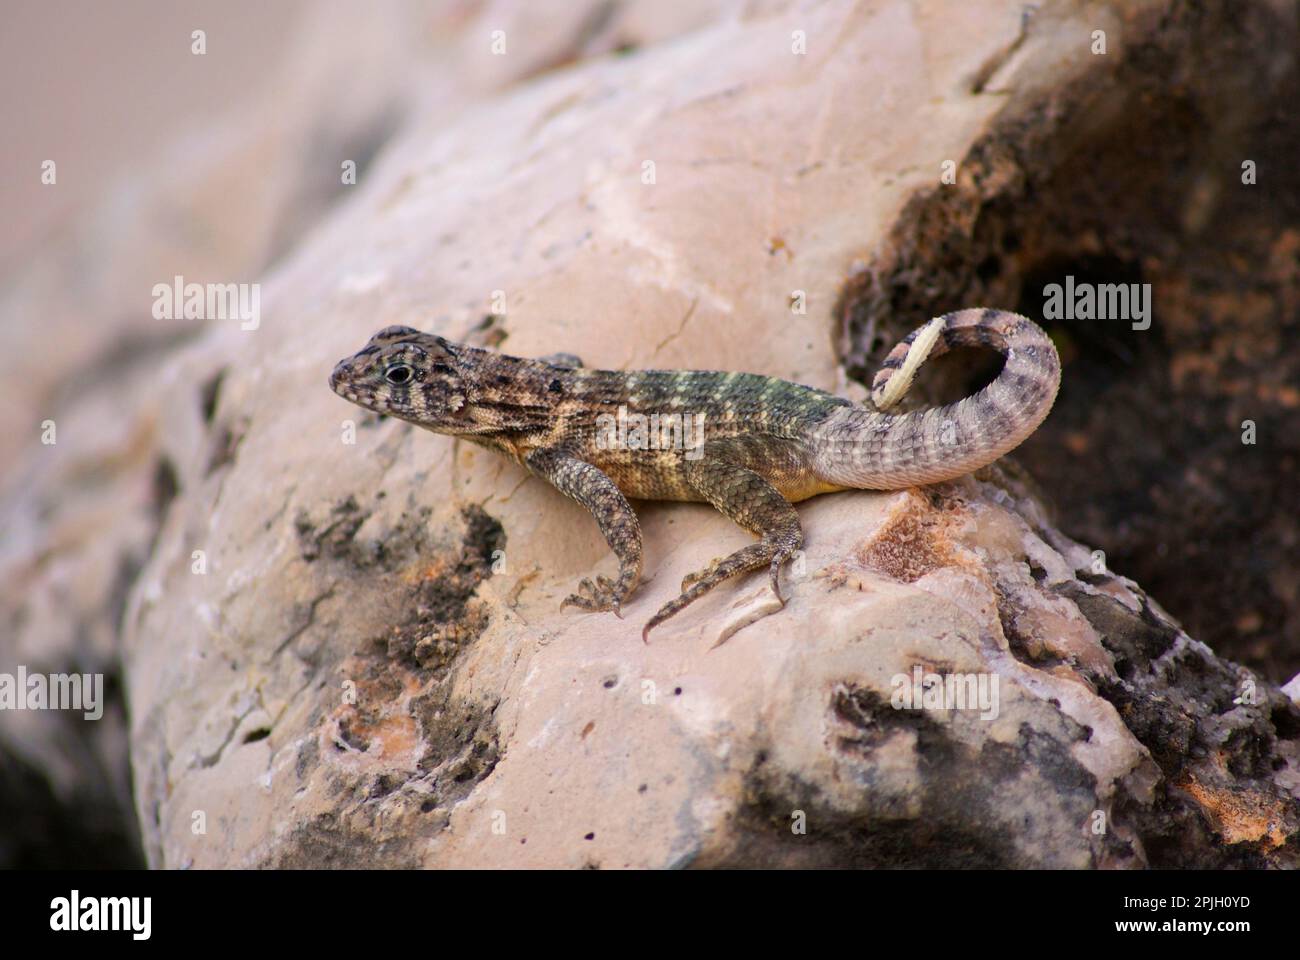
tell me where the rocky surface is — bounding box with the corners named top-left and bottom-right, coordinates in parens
top-left (1, 0), bottom-right (1297, 869)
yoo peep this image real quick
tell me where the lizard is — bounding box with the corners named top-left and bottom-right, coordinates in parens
top-left (329, 308), bottom-right (1061, 641)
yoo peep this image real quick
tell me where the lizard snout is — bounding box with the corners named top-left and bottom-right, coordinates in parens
top-left (329, 359), bottom-right (367, 398)
top-left (329, 358), bottom-right (356, 392)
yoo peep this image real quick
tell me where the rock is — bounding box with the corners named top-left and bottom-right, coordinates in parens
top-left (2, 0), bottom-right (1297, 869)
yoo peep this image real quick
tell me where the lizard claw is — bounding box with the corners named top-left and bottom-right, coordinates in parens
top-left (640, 598), bottom-right (679, 644)
top-left (768, 556), bottom-right (787, 604)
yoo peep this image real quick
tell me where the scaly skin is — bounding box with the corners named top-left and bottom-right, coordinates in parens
top-left (330, 308), bottom-right (1060, 641)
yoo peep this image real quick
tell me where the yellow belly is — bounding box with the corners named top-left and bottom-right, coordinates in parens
top-left (775, 476), bottom-right (849, 502)
top-left (605, 460), bottom-right (845, 504)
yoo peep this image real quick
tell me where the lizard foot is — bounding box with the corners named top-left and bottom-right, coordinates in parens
top-left (560, 574), bottom-right (627, 617)
top-left (643, 537), bottom-right (799, 643)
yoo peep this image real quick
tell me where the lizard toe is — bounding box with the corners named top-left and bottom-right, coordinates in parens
top-left (681, 557), bottom-right (722, 592)
top-left (560, 573), bottom-right (629, 614)
top-left (560, 592), bottom-right (594, 612)
top-left (768, 555), bottom-right (787, 604)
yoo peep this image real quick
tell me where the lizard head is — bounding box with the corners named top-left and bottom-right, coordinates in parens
top-left (330, 325), bottom-right (477, 432)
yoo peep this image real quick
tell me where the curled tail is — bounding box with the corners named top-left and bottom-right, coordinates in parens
top-left (812, 309), bottom-right (1060, 488)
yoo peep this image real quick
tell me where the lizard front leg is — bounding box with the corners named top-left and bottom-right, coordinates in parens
top-left (643, 442), bottom-right (803, 641)
top-left (525, 448), bottom-right (643, 616)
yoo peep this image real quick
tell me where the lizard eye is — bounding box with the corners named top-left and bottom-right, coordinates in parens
top-left (384, 364), bottom-right (413, 385)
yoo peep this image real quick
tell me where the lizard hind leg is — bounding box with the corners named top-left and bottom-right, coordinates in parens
top-left (643, 450), bottom-right (804, 642)
top-left (642, 534), bottom-right (801, 642)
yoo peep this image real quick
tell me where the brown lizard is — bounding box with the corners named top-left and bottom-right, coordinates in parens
top-left (330, 308), bottom-right (1060, 640)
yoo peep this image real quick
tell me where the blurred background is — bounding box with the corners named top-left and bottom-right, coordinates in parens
top-left (1, 0), bottom-right (307, 870)
top-left (0, 0), bottom-right (302, 268)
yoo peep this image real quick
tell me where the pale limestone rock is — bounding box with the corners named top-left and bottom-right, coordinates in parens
top-left (2, 0), bottom-right (1297, 869)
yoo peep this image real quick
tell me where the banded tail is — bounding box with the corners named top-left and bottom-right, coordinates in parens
top-left (811, 309), bottom-right (1061, 488)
